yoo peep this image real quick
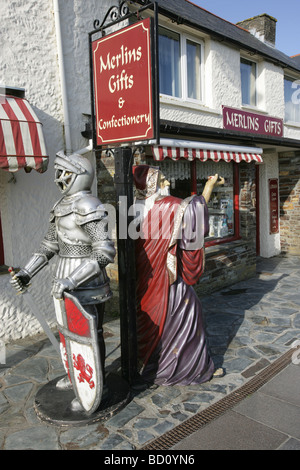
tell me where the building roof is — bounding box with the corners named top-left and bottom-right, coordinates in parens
top-left (291, 55), bottom-right (300, 67)
top-left (153, 0), bottom-right (300, 73)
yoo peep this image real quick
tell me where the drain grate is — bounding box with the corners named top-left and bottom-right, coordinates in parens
top-left (140, 349), bottom-right (294, 450)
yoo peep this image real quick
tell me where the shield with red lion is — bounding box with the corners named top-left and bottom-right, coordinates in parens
top-left (54, 292), bottom-right (103, 415)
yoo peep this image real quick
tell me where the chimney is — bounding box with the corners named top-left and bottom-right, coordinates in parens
top-left (236, 14), bottom-right (277, 47)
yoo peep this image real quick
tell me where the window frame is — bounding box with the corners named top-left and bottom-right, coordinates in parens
top-left (158, 25), bottom-right (205, 105)
top-left (158, 26), bottom-right (182, 99)
top-left (240, 57), bottom-right (258, 107)
top-left (284, 75), bottom-right (300, 124)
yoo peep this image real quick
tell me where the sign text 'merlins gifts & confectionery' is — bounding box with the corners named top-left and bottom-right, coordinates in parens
top-left (92, 18), bottom-right (154, 146)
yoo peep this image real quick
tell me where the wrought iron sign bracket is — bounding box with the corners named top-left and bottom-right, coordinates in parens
top-left (93, 1), bottom-right (153, 36)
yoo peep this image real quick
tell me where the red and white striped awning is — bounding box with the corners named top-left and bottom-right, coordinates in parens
top-left (0, 95), bottom-right (48, 173)
top-left (151, 139), bottom-right (263, 163)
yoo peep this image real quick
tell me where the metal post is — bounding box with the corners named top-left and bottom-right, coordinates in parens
top-left (114, 147), bottom-right (137, 385)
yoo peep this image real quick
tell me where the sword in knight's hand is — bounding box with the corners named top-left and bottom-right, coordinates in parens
top-left (8, 267), bottom-right (61, 355)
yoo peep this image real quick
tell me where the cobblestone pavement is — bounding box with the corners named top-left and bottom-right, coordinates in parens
top-left (1, 255), bottom-right (300, 450)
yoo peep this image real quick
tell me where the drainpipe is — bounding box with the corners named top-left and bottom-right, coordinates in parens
top-left (53, 0), bottom-right (72, 155)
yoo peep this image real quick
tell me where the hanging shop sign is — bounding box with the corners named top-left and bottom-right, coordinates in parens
top-left (223, 106), bottom-right (283, 137)
top-left (269, 178), bottom-right (279, 234)
top-left (91, 17), bottom-right (155, 146)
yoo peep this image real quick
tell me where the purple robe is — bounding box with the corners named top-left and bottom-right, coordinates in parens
top-left (136, 194), bottom-right (215, 385)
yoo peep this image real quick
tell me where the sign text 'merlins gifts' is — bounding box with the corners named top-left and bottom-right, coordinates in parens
top-left (92, 18), bottom-right (154, 146)
top-left (223, 106), bottom-right (283, 137)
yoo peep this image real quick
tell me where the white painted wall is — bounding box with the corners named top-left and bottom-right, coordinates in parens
top-left (0, 0), bottom-right (112, 342)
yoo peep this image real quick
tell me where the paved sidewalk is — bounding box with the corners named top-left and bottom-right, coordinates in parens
top-left (171, 361), bottom-right (300, 450)
top-left (0, 255), bottom-right (300, 450)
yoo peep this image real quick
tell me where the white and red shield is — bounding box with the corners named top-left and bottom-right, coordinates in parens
top-left (53, 292), bottom-right (103, 415)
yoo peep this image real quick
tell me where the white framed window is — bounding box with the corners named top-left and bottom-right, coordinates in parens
top-left (284, 76), bottom-right (300, 123)
top-left (158, 26), bottom-right (204, 103)
top-left (240, 57), bottom-right (257, 107)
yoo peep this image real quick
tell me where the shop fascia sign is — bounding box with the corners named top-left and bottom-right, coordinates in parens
top-left (91, 17), bottom-right (155, 146)
top-left (223, 106), bottom-right (283, 137)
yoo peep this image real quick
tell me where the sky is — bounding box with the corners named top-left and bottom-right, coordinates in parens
top-left (190, 1), bottom-right (300, 57)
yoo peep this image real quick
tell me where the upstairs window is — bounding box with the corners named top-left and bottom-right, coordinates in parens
top-left (240, 58), bottom-right (257, 106)
top-left (159, 28), bottom-right (181, 98)
top-left (284, 76), bottom-right (300, 123)
top-left (186, 39), bottom-right (202, 100)
top-left (159, 26), bottom-right (203, 103)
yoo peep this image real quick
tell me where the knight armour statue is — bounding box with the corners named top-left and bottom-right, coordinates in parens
top-left (11, 152), bottom-right (116, 414)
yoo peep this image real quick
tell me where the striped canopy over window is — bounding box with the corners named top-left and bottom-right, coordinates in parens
top-left (151, 139), bottom-right (263, 163)
top-left (0, 95), bottom-right (48, 173)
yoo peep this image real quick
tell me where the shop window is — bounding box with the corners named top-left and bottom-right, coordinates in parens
top-left (196, 161), bottom-right (238, 244)
top-left (146, 158), bottom-right (191, 198)
top-left (159, 26), bottom-right (203, 102)
top-left (284, 76), bottom-right (300, 123)
top-left (145, 158), bottom-right (239, 246)
top-left (240, 58), bottom-right (257, 107)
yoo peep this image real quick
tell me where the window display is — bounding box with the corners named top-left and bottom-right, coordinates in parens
top-left (206, 187), bottom-right (234, 239)
top-left (145, 157), bottom-right (237, 244)
top-left (196, 160), bottom-right (235, 242)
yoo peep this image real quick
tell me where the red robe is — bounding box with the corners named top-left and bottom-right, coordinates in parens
top-left (135, 194), bottom-right (214, 385)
